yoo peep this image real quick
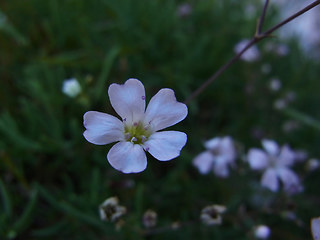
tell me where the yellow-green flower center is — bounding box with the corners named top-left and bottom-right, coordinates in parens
top-left (124, 122), bottom-right (152, 145)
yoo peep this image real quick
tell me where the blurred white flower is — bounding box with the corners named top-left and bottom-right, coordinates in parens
top-left (312, 217), bottom-right (320, 240)
top-left (193, 136), bottom-right (236, 178)
top-left (264, 42), bottom-right (290, 56)
top-left (273, 98), bottom-right (287, 110)
top-left (244, 4), bottom-right (258, 19)
top-left (275, 44), bottom-right (290, 56)
top-left (234, 39), bottom-right (260, 62)
top-left (306, 158), bottom-right (320, 171)
top-left (261, 64), bottom-right (272, 74)
top-left (282, 120), bottom-right (299, 133)
top-left (177, 3), bottom-right (192, 17)
top-left (273, 0), bottom-right (320, 57)
top-left (83, 79), bottom-right (188, 173)
top-left (254, 225), bottom-right (271, 239)
top-left (62, 78), bottom-right (82, 97)
top-left (269, 78), bottom-right (282, 92)
top-left (99, 197), bottom-right (126, 222)
top-left (247, 139), bottom-right (303, 193)
top-left (200, 204), bottom-right (226, 225)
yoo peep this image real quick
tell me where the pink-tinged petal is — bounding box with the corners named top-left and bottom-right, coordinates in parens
top-left (83, 111), bottom-right (124, 145)
top-left (143, 131), bottom-right (187, 161)
top-left (108, 78), bottom-right (146, 124)
top-left (193, 151), bottom-right (214, 174)
top-left (107, 142), bottom-right (147, 173)
top-left (144, 89), bottom-right (188, 131)
top-left (311, 217), bottom-right (320, 240)
top-left (247, 149), bottom-right (269, 170)
top-left (277, 167), bottom-right (302, 193)
top-left (278, 145), bottom-right (296, 167)
top-left (261, 169), bottom-right (279, 192)
top-left (262, 139), bottom-right (280, 156)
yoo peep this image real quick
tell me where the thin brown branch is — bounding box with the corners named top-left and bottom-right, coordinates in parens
top-left (185, 0), bottom-right (320, 104)
top-left (256, 0), bottom-right (270, 35)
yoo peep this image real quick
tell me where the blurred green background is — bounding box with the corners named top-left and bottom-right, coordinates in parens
top-left (1, 0), bottom-right (320, 239)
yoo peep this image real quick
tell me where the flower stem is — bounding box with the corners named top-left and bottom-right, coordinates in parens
top-left (185, 0), bottom-right (320, 104)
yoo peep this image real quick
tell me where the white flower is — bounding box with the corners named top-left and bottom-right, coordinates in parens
top-left (234, 39), bottom-right (260, 62)
top-left (311, 217), bottom-right (320, 240)
top-left (269, 78), bottom-right (282, 92)
top-left (83, 78), bottom-right (188, 173)
top-left (254, 225), bottom-right (271, 239)
top-left (62, 78), bottom-right (82, 97)
top-left (247, 139), bottom-right (303, 193)
top-left (193, 136), bottom-right (236, 178)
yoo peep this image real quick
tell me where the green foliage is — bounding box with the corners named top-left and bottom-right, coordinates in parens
top-left (0, 0), bottom-right (320, 239)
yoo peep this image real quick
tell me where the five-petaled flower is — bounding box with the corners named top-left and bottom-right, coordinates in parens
top-left (83, 78), bottom-right (188, 173)
top-left (247, 139), bottom-right (303, 194)
top-left (193, 136), bottom-right (236, 178)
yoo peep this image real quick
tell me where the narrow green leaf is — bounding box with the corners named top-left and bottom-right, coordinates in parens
top-left (283, 108), bottom-right (320, 131)
top-left (31, 220), bottom-right (67, 237)
top-left (89, 168), bottom-right (101, 205)
top-left (11, 189), bottom-right (38, 234)
top-left (0, 112), bottom-right (41, 150)
top-left (0, 178), bottom-right (12, 218)
top-left (94, 47), bottom-right (120, 103)
top-left (36, 185), bottom-right (108, 231)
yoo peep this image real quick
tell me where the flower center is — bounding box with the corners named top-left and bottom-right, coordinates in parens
top-left (124, 121), bottom-right (152, 145)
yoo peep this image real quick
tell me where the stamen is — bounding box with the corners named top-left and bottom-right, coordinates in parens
top-left (141, 136), bottom-right (147, 143)
top-left (123, 118), bottom-right (126, 122)
top-left (145, 147), bottom-right (150, 151)
top-left (130, 137), bottom-right (137, 143)
top-left (142, 96), bottom-right (146, 100)
top-left (133, 122), bottom-right (138, 126)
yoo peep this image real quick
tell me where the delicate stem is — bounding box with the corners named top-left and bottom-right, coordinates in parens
top-left (256, 0), bottom-right (270, 35)
top-left (264, 0), bottom-right (320, 36)
top-left (185, 0), bottom-right (320, 104)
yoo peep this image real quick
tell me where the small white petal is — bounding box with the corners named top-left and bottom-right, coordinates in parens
top-left (262, 139), bottom-right (280, 156)
top-left (261, 169), bottom-right (279, 192)
top-left (213, 158), bottom-right (230, 178)
top-left (108, 78), bottom-right (146, 124)
top-left (311, 217), bottom-right (320, 240)
top-left (247, 149), bottom-right (269, 170)
top-left (204, 137), bottom-right (221, 150)
top-left (144, 89), bottom-right (188, 131)
top-left (219, 137), bottom-right (236, 162)
top-left (278, 145), bottom-right (296, 167)
top-left (107, 142), bottom-right (147, 173)
top-left (277, 167), bottom-right (301, 193)
top-left (83, 111), bottom-right (124, 145)
top-left (193, 151), bottom-right (214, 174)
top-left (143, 131), bottom-right (187, 161)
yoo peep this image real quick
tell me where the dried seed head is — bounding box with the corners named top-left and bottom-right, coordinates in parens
top-left (200, 204), bottom-right (226, 226)
top-left (99, 197), bottom-right (127, 222)
top-left (142, 209), bottom-right (158, 228)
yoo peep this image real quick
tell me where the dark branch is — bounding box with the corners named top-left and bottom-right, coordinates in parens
top-left (185, 0), bottom-right (320, 104)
